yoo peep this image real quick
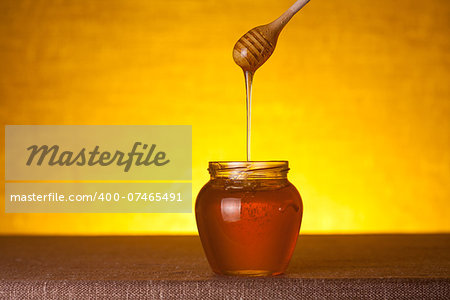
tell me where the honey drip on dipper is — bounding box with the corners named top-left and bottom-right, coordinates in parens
top-left (233, 0), bottom-right (310, 161)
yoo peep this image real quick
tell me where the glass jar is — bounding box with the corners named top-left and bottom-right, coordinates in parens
top-left (195, 161), bottom-right (303, 276)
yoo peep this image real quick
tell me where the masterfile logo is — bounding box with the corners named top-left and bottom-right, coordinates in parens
top-left (6, 125), bottom-right (191, 180)
top-left (26, 142), bottom-right (170, 172)
top-left (5, 125), bottom-right (192, 213)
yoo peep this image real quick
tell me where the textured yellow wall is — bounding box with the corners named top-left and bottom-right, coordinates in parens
top-left (0, 0), bottom-right (449, 234)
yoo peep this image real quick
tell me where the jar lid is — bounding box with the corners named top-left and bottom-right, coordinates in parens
top-left (208, 161), bottom-right (289, 179)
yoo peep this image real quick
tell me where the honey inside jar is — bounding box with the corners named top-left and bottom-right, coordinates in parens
top-left (195, 161), bottom-right (303, 276)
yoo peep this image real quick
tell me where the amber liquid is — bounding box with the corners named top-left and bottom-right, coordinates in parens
top-left (244, 71), bottom-right (254, 161)
top-left (195, 179), bottom-right (303, 276)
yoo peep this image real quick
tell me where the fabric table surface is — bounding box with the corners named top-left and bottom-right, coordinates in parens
top-left (0, 235), bottom-right (449, 299)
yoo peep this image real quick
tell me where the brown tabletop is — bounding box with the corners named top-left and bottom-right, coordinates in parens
top-left (0, 235), bottom-right (449, 299)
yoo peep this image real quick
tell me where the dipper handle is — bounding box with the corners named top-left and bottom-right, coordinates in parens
top-left (270, 0), bottom-right (311, 34)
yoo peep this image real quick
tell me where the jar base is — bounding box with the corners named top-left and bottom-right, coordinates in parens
top-left (216, 270), bottom-right (283, 277)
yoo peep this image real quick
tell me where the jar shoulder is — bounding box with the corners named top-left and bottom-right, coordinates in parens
top-left (285, 180), bottom-right (303, 203)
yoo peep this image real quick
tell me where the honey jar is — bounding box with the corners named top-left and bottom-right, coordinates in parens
top-left (195, 161), bottom-right (303, 276)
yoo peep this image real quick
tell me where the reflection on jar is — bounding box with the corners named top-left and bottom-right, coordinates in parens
top-left (221, 198), bottom-right (241, 222)
top-left (195, 161), bottom-right (303, 277)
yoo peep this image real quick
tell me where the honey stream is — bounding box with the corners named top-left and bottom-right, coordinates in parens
top-left (244, 71), bottom-right (254, 161)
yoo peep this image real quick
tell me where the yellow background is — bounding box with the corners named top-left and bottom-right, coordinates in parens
top-left (0, 0), bottom-right (449, 234)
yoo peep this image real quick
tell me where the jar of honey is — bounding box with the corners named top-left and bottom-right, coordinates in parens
top-left (195, 161), bottom-right (303, 276)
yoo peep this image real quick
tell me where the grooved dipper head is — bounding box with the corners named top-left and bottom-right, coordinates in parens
top-left (233, 26), bottom-right (277, 73)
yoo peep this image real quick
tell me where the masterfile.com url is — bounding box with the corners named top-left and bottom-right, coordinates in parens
top-left (10, 192), bottom-right (97, 202)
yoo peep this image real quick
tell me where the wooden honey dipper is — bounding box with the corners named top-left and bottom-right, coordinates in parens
top-left (233, 0), bottom-right (310, 72)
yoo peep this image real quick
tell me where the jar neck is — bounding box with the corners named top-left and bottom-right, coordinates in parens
top-left (208, 161), bottom-right (289, 180)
